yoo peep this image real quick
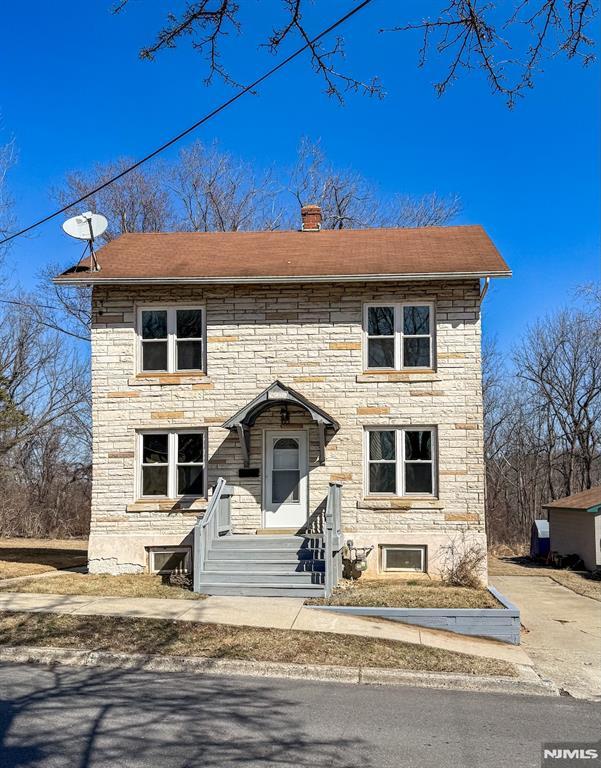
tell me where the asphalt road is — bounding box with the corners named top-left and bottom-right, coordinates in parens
top-left (0, 663), bottom-right (599, 768)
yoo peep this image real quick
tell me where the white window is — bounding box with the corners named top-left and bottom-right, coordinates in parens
top-left (365, 427), bottom-right (436, 497)
top-left (364, 303), bottom-right (434, 370)
top-left (138, 430), bottom-right (206, 499)
top-left (138, 307), bottom-right (205, 373)
top-left (148, 547), bottom-right (191, 574)
top-left (381, 545), bottom-right (426, 572)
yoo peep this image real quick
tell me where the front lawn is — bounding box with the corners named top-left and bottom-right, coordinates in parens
top-left (0, 611), bottom-right (516, 677)
top-left (308, 579), bottom-right (500, 609)
top-left (0, 538), bottom-right (88, 580)
top-left (0, 573), bottom-right (204, 600)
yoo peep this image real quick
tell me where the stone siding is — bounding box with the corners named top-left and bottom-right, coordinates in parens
top-left (89, 280), bottom-right (487, 578)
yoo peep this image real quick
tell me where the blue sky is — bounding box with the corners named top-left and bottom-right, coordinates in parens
top-left (0, 0), bottom-right (598, 353)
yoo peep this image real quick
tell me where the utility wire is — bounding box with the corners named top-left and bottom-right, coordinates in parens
top-left (0, 0), bottom-right (374, 246)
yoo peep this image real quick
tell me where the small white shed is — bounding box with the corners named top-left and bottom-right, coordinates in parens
top-left (543, 487), bottom-right (601, 572)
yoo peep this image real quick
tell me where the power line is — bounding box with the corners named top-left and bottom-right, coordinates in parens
top-left (0, 0), bottom-right (375, 246)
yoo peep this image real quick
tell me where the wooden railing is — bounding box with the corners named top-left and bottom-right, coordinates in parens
top-left (193, 477), bottom-right (232, 593)
top-left (324, 482), bottom-right (343, 597)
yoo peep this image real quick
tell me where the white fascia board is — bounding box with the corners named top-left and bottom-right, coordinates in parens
top-left (53, 270), bottom-right (512, 286)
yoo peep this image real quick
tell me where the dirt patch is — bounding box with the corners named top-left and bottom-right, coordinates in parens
top-left (307, 579), bottom-right (500, 609)
top-left (0, 573), bottom-right (204, 600)
top-left (0, 611), bottom-right (516, 677)
top-left (0, 538), bottom-right (88, 580)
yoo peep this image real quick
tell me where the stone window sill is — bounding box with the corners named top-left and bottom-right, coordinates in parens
top-left (357, 497), bottom-right (444, 511)
top-left (357, 370), bottom-right (441, 383)
top-left (127, 498), bottom-right (208, 513)
top-left (128, 373), bottom-right (211, 386)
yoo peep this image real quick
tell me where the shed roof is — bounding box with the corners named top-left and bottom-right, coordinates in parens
top-left (543, 487), bottom-right (601, 514)
top-left (54, 225), bottom-right (511, 285)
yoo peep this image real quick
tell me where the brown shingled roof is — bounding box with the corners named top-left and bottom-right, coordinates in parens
top-left (543, 487), bottom-right (601, 513)
top-left (55, 224), bottom-right (511, 284)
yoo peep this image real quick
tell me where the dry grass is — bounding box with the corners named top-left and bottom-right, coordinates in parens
top-left (0, 538), bottom-right (88, 580)
top-left (308, 579), bottom-right (500, 609)
top-left (547, 571), bottom-right (601, 601)
top-left (489, 555), bottom-right (601, 602)
top-left (0, 611), bottom-right (516, 677)
top-left (0, 573), bottom-right (204, 600)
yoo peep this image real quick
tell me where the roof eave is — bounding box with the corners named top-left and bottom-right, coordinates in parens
top-left (53, 269), bottom-right (512, 286)
top-left (543, 502), bottom-right (601, 514)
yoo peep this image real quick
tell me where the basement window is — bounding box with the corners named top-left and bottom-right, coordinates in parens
top-left (138, 306), bottom-right (205, 373)
top-left (363, 303), bottom-right (434, 370)
top-left (381, 545), bottom-right (426, 572)
top-left (148, 547), bottom-right (191, 575)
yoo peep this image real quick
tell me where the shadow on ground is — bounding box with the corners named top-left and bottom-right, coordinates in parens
top-left (0, 661), bottom-right (370, 768)
top-left (0, 546), bottom-right (87, 569)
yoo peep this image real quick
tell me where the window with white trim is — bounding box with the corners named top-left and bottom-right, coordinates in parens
top-left (138, 307), bottom-right (205, 373)
top-left (148, 547), bottom-right (191, 574)
top-left (365, 427), bottom-right (436, 496)
top-left (381, 545), bottom-right (426, 572)
top-left (139, 430), bottom-right (206, 498)
top-left (364, 303), bottom-right (433, 369)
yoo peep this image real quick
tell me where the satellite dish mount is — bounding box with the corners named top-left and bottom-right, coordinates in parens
top-left (62, 211), bottom-right (108, 272)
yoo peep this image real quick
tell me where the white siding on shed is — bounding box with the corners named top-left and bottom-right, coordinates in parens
top-left (549, 509), bottom-right (600, 570)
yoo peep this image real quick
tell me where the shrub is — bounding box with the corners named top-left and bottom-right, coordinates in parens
top-left (439, 535), bottom-right (487, 589)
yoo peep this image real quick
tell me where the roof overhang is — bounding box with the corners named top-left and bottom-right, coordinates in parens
top-left (544, 504), bottom-right (601, 515)
top-left (53, 270), bottom-right (511, 286)
top-left (223, 381), bottom-right (339, 467)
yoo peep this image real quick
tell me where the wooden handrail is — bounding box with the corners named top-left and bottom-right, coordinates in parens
top-left (193, 477), bottom-right (232, 592)
top-left (324, 482), bottom-right (343, 597)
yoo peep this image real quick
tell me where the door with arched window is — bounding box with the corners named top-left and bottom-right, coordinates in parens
top-left (264, 430), bottom-right (308, 527)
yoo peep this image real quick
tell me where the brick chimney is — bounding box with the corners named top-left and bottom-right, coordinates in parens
top-left (301, 204), bottom-right (322, 231)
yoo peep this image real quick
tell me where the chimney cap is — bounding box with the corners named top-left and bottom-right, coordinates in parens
top-left (301, 204), bottom-right (322, 232)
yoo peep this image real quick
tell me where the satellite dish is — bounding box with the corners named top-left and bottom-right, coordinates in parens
top-left (62, 211), bottom-right (108, 241)
top-left (62, 211), bottom-right (107, 272)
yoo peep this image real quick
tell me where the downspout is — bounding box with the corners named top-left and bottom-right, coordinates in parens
top-left (480, 276), bottom-right (490, 301)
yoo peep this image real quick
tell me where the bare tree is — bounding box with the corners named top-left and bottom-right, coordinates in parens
top-left (290, 137), bottom-right (460, 229)
top-left (484, 294), bottom-right (601, 550)
top-left (516, 306), bottom-right (601, 496)
top-left (290, 138), bottom-right (377, 228)
top-left (0, 422), bottom-right (91, 538)
top-left (56, 159), bottom-right (173, 243)
top-left (385, 192), bottom-right (461, 228)
top-left (113, 1), bottom-right (597, 105)
top-left (0, 137), bottom-right (15, 263)
top-left (114, 0), bottom-right (383, 102)
top-left (388, 0), bottom-right (598, 107)
top-left (169, 141), bottom-right (282, 232)
top-left (0, 304), bottom-right (89, 457)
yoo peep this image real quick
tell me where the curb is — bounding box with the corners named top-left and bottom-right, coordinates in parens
top-left (0, 646), bottom-right (558, 697)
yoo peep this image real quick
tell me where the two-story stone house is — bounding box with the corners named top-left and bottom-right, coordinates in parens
top-left (56, 206), bottom-right (511, 596)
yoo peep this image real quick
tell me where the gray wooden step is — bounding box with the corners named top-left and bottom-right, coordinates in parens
top-left (196, 571), bottom-right (324, 585)
top-left (204, 559), bottom-right (324, 573)
top-left (208, 547), bottom-right (320, 561)
top-left (211, 535), bottom-right (322, 550)
top-left (196, 583), bottom-right (325, 598)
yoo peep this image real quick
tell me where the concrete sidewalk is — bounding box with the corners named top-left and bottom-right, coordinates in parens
top-left (492, 575), bottom-right (601, 699)
top-left (0, 591), bottom-right (531, 666)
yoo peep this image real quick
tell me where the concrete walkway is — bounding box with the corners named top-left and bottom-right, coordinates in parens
top-left (492, 575), bottom-right (601, 699)
top-left (0, 591), bottom-right (531, 666)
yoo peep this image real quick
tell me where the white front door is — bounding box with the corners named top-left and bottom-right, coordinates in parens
top-left (264, 430), bottom-right (308, 528)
